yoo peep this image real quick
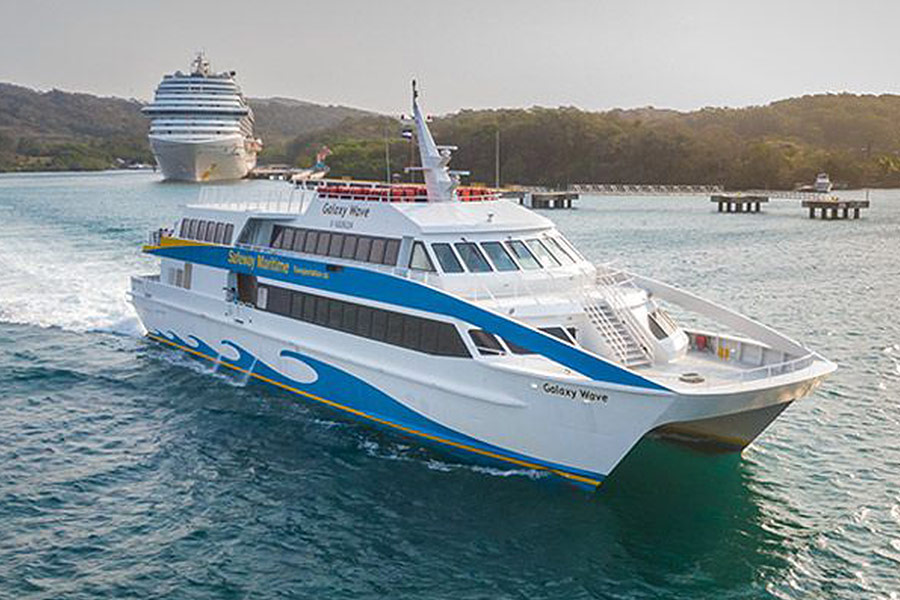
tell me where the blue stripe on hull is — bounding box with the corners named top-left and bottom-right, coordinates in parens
top-left (146, 242), bottom-right (667, 392)
top-left (146, 329), bottom-right (605, 490)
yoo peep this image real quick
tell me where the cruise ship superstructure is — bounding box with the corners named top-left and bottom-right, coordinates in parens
top-left (142, 53), bottom-right (262, 182)
top-left (130, 84), bottom-right (835, 490)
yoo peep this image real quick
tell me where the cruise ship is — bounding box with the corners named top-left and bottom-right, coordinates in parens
top-left (142, 53), bottom-right (262, 182)
top-left (130, 84), bottom-right (836, 491)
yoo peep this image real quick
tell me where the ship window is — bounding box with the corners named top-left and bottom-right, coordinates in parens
top-left (540, 327), bottom-right (573, 344)
top-left (469, 330), bottom-right (505, 355)
top-left (402, 316), bottom-right (422, 349)
top-left (369, 238), bottom-right (386, 264)
top-left (545, 237), bottom-right (576, 264)
top-left (281, 227), bottom-right (295, 250)
top-left (505, 240), bottom-right (541, 270)
top-left (502, 338), bottom-right (535, 355)
top-left (386, 312), bottom-right (405, 346)
top-left (355, 236), bottom-right (372, 262)
top-left (341, 303), bottom-right (357, 333)
top-left (557, 236), bottom-right (583, 260)
top-left (206, 222), bottom-right (218, 242)
top-left (409, 241), bottom-right (435, 271)
top-left (526, 239), bottom-right (561, 267)
top-left (327, 233), bottom-right (343, 257)
top-left (431, 243), bottom-right (464, 273)
top-left (480, 242), bottom-right (519, 272)
top-left (291, 292), bottom-right (305, 319)
top-left (267, 286), bottom-right (292, 316)
top-left (314, 296), bottom-right (329, 325)
top-left (316, 232), bottom-right (331, 256)
top-left (356, 305), bottom-right (373, 337)
top-left (304, 230), bottom-right (319, 253)
top-left (224, 224), bottom-right (234, 245)
top-left (180, 219), bottom-right (189, 237)
top-left (437, 323), bottom-right (470, 357)
top-left (197, 220), bottom-right (208, 241)
top-left (420, 320), bottom-right (439, 354)
top-left (302, 294), bottom-right (317, 322)
top-left (292, 229), bottom-right (306, 251)
top-left (214, 222), bottom-right (227, 244)
top-left (383, 239), bottom-right (401, 266)
top-left (328, 300), bottom-right (343, 329)
top-left (341, 235), bottom-right (358, 259)
top-left (371, 309), bottom-right (388, 341)
top-left (454, 242), bottom-right (492, 273)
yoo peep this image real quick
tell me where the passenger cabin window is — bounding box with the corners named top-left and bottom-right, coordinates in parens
top-left (468, 330), bottom-right (505, 356)
top-left (454, 242), bottom-right (492, 273)
top-left (480, 242), bottom-right (519, 272)
top-left (255, 283), bottom-right (470, 358)
top-left (505, 240), bottom-right (541, 270)
top-left (431, 243), bottom-right (464, 273)
top-left (267, 225), bottom-right (402, 267)
top-left (541, 327), bottom-right (574, 344)
top-left (409, 241), bottom-right (436, 271)
top-left (180, 218), bottom-right (234, 245)
top-left (526, 239), bottom-right (561, 267)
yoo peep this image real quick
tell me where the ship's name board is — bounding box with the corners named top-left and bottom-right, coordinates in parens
top-left (227, 250), bottom-right (329, 279)
top-left (541, 382), bottom-right (608, 403)
top-left (322, 202), bottom-right (371, 219)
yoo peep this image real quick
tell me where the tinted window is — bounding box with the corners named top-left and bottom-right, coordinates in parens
top-left (371, 309), bottom-right (388, 341)
top-left (292, 229), bottom-right (306, 251)
top-left (187, 219), bottom-right (199, 239)
top-left (204, 222), bottom-right (217, 242)
top-left (546, 237), bottom-right (575, 264)
top-left (215, 222), bottom-right (227, 244)
top-left (454, 242), bottom-right (492, 273)
top-left (328, 233), bottom-right (344, 257)
top-left (197, 220), bottom-right (208, 241)
top-left (420, 320), bottom-right (439, 354)
top-left (386, 312), bottom-right (404, 346)
top-left (302, 294), bottom-right (317, 322)
top-left (469, 330), bottom-right (505, 355)
top-left (341, 303), bottom-right (357, 333)
top-left (431, 243), bottom-right (464, 273)
top-left (409, 241), bottom-right (435, 271)
top-left (503, 338), bottom-right (535, 355)
top-left (282, 228), bottom-right (295, 250)
top-left (506, 240), bottom-right (541, 270)
top-left (315, 297), bottom-right (329, 325)
top-left (355, 236), bottom-right (372, 262)
top-left (316, 232), bottom-right (331, 255)
top-left (437, 323), bottom-right (469, 357)
top-left (180, 219), bottom-right (189, 237)
top-left (341, 235), bottom-right (358, 259)
top-left (480, 242), bottom-right (519, 272)
top-left (328, 300), bottom-right (343, 329)
top-left (304, 230), bottom-right (319, 253)
top-left (270, 226), bottom-right (283, 248)
top-left (267, 286), bottom-right (292, 316)
top-left (383, 239), bottom-right (401, 265)
top-left (369, 238), bottom-right (386, 264)
top-left (291, 292), bottom-right (305, 319)
top-left (527, 239), bottom-right (561, 267)
top-left (403, 316), bottom-right (421, 349)
top-left (540, 327), bottom-right (572, 344)
top-left (224, 224), bottom-right (234, 245)
top-left (356, 306), bottom-right (373, 337)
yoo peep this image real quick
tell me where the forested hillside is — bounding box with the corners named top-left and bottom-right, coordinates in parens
top-left (286, 94), bottom-right (900, 189)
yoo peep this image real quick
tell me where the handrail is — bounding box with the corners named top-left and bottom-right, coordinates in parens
top-left (593, 265), bottom-right (656, 363)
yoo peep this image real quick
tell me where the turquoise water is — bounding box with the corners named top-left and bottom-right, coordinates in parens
top-left (1, 171), bottom-right (898, 599)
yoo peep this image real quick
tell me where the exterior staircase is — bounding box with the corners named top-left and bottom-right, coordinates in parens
top-left (582, 299), bottom-right (653, 368)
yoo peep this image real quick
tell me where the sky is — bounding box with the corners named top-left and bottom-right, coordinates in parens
top-left (0, 0), bottom-right (897, 115)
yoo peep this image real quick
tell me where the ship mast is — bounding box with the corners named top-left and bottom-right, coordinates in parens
top-left (410, 81), bottom-right (465, 202)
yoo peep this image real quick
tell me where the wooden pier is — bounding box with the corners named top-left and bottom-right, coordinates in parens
top-left (801, 198), bottom-right (870, 220)
top-left (711, 194), bottom-right (769, 213)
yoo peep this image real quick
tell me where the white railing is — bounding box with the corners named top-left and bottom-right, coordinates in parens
top-left (195, 185), bottom-right (311, 213)
top-left (593, 265), bottom-right (656, 364)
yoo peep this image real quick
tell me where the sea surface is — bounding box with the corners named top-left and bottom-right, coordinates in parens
top-left (0, 171), bottom-right (898, 599)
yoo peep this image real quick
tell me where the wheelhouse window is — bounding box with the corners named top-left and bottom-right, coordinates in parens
top-left (454, 242), bottom-right (492, 273)
top-left (505, 240), bottom-right (541, 270)
top-left (480, 242), bottom-right (519, 272)
top-left (544, 237), bottom-right (576, 265)
top-left (431, 243), bottom-right (464, 273)
top-left (409, 241), bottom-right (436, 271)
top-left (526, 239), bottom-right (561, 267)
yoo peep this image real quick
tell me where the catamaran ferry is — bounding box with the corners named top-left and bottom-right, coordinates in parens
top-left (130, 85), bottom-right (835, 490)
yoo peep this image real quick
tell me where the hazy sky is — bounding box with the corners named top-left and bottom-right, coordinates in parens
top-left (0, 0), bottom-right (897, 115)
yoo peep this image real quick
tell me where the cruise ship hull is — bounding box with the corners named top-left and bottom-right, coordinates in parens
top-left (150, 135), bottom-right (256, 182)
top-left (130, 275), bottom-right (831, 491)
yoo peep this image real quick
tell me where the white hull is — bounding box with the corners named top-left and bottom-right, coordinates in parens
top-left (150, 135), bottom-right (257, 183)
top-left (130, 277), bottom-right (831, 488)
